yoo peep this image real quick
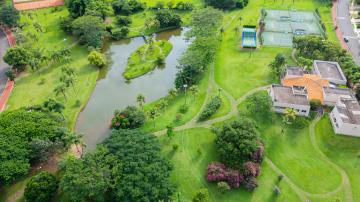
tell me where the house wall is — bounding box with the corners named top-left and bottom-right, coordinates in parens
top-left (272, 102), bottom-right (310, 116)
top-left (330, 108), bottom-right (360, 137)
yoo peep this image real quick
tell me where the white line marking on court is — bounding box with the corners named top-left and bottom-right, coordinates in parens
top-left (337, 17), bottom-right (346, 20)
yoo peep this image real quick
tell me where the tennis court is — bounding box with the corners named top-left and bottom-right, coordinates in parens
top-left (260, 9), bottom-right (325, 47)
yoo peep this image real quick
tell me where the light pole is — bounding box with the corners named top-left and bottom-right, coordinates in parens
top-left (183, 84), bottom-right (188, 105)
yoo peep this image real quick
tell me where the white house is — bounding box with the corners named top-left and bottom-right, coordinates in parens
top-left (313, 60), bottom-right (347, 85)
top-left (269, 84), bottom-right (310, 116)
top-left (323, 87), bottom-right (355, 106)
top-left (330, 98), bottom-right (360, 137)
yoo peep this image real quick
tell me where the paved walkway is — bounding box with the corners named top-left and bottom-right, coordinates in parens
top-left (0, 29), bottom-right (10, 97)
top-left (334, 0), bottom-right (360, 65)
top-left (14, 0), bottom-right (64, 11)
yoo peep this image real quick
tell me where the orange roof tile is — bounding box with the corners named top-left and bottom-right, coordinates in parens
top-left (282, 74), bottom-right (329, 103)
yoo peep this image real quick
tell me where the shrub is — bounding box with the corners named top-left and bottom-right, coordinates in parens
top-left (251, 141), bottom-right (264, 163)
top-left (110, 106), bottom-right (145, 129)
top-left (112, 0), bottom-right (145, 15)
top-left (198, 96), bottom-right (221, 121)
top-left (246, 91), bottom-right (272, 116)
top-left (243, 161), bottom-right (260, 177)
top-left (59, 16), bottom-right (73, 34)
top-left (111, 27), bottom-right (129, 40)
top-left (3, 46), bottom-right (31, 71)
top-left (5, 69), bottom-right (15, 81)
top-left (244, 176), bottom-right (258, 191)
top-left (71, 15), bottom-right (107, 48)
top-left (0, 4), bottom-right (20, 27)
top-left (172, 143), bottom-right (179, 151)
top-left (155, 10), bottom-right (182, 28)
top-left (206, 162), bottom-right (226, 182)
top-left (88, 50), bottom-right (107, 68)
top-left (273, 185), bottom-right (281, 195)
top-left (217, 181), bottom-right (231, 192)
top-left (116, 16), bottom-right (132, 26)
top-left (192, 188), bottom-right (209, 202)
top-left (310, 99), bottom-right (321, 110)
top-left (291, 117), bottom-right (309, 129)
top-left (155, 1), bottom-right (165, 9)
top-left (175, 1), bottom-right (194, 10)
top-left (24, 171), bottom-right (58, 202)
top-left (225, 169), bottom-right (244, 188)
top-left (178, 104), bottom-right (189, 114)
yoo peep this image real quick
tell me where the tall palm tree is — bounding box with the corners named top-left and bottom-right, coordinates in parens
top-left (168, 88), bottom-right (178, 100)
top-left (54, 83), bottom-right (68, 101)
top-left (149, 108), bottom-right (158, 128)
top-left (136, 94), bottom-right (146, 109)
top-left (189, 85), bottom-right (199, 101)
top-left (67, 132), bottom-right (86, 158)
top-left (43, 99), bottom-right (65, 117)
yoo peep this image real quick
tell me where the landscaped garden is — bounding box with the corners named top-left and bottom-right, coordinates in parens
top-left (1, 0), bottom-right (360, 201)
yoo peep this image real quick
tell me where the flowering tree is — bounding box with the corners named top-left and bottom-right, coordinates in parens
top-left (243, 161), bottom-right (260, 178)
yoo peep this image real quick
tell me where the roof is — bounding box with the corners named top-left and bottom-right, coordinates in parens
top-left (324, 87), bottom-right (354, 99)
top-left (282, 74), bottom-right (329, 103)
top-left (242, 27), bottom-right (256, 33)
top-left (313, 60), bottom-right (347, 82)
top-left (271, 84), bottom-right (309, 106)
top-left (286, 66), bottom-right (304, 76)
top-left (336, 98), bottom-right (360, 125)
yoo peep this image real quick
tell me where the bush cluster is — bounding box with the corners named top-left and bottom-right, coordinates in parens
top-left (155, 10), bottom-right (182, 28)
top-left (112, 0), bottom-right (145, 15)
top-left (110, 106), bottom-right (145, 129)
top-left (198, 96), bottom-right (222, 121)
top-left (205, 0), bottom-right (249, 10)
top-left (24, 172), bottom-right (58, 202)
top-left (152, 1), bottom-right (194, 10)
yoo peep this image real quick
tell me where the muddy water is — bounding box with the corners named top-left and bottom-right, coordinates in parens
top-left (75, 28), bottom-right (188, 151)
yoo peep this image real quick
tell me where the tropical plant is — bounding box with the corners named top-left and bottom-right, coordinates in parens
top-left (111, 106), bottom-right (146, 129)
top-left (0, 4), bottom-right (20, 27)
top-left (24, 171), bottom-right (58, 202)
top-left (198, 96), bottom-right (222, 121)
top-left (88, 50), bottom-right (107, 68)
top-left (54, 83), bottom-right (68, 101)
top-left (136, 94), bottom-right (145, 109)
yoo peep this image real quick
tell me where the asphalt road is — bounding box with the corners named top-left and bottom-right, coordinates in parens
top-left (337, 0), bottom-right (360, 65)
top-left (0, 29), bottom-right (10, 96)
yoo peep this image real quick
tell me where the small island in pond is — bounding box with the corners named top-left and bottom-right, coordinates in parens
top-left (123, 38), bottom-right (173, 79)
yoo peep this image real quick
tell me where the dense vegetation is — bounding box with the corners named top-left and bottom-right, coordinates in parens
top-left (110, 106), bottom-right (146, 129)
top-left (24, 171), bottom-right (58, 202)
top-left (198, 96), bottom-right (222, 121)
top-left (60, 129), bottom-right (175, 201)
top-left (0, 3), bottom-right (20, 27)
top-left (175, 7), bottom-right (223, 89)
top-left (205, 0), bottom-right (249, 9)
top-left (0, 109), bottom-right (71, 185)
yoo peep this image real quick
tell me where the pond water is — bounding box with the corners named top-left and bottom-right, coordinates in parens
top-left (75, 28), bottom-right (189, 151)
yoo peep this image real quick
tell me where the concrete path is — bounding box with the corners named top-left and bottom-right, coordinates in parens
top-left (336, 0), bottom-right (360, 65)
top-left (0, 29), bottom-right (10, 96)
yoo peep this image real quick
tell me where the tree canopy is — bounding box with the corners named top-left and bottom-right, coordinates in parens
top-left (71, 15), bottom-right (107, 48)
top-left (0, 4), bottom-right (20, 27)
top-left (60, 130), bottom-right (175, 201)
top-left (24, 171), bottom-right (58, 202)
top-left (110, 106), bottom-right (145, 129)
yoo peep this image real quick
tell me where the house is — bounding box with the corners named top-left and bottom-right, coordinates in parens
top-left (323, 87), bottom-right (355, 106)
top-left (330, 98), bottom-right (360, 137)
top-left (269, 84), bottom-right (310, 116)
top-left (313, 60), bottom-right (347, 85)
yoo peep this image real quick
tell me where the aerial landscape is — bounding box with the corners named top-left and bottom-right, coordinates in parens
top-left (0, 0), bottom-right (360, 201)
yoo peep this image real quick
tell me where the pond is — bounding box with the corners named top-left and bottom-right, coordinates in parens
top-left (75, 28), bottom-right (189, 151)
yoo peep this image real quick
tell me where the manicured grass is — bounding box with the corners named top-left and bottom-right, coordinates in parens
top-left (160, 128), bottom-right (301, 202)
top-left (215, 0), bottom-right (338, 99)
top-left (142, 68), bottom-right (210, 132)
top-left (6, 7), bottom-right (99, 128)
top-left (315, 115), bottom-right (360, 200)
top-left (124, 40), bottom-right (173, 79)
top-left (139, 0), bottom-right (204, 8)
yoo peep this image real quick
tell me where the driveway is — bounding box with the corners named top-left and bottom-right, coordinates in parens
top-left (0, 29), bottom-right (10, 96)
top-left (336, 0), bottom-right (360, 65)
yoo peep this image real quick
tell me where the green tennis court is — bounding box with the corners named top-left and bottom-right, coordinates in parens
top-left (260, 9), bottom-right (325, 47)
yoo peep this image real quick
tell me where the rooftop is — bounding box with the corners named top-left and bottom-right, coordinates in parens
top-left (272, 84), bottom-right (309, 106)
top-left (314, 60), bottom-right (346, 81)
top-left (286, 66), bottom-right (304, 76)
top-left (336, 98), bottom-right (360, 125)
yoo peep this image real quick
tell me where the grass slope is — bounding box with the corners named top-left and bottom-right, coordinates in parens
top-left (124, 40), bottom-right (173, 79)
top-left (160, 128), bottom-right (301, 202)
top-left (315, 115), bottom-right (360, 200)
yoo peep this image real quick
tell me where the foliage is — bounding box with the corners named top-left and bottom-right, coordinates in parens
top-left (154, 10), bottom-right (182, 28)
top-left (110, 106), bottom-right (145, 129)
top-left (0, 109), bottom-right (70, 184)
top-left (115, 15), bottom-right (132, 26)
top-left (175, 8), bottom-right (223, 89)
top-left (206, 162), bottom-right (245, 189)
top-left (244, 176), bottom-right (258, 191)
top-left (198, 96), bottom-right (222, 121)
top-left (65, 0), bottom-right (87, 18)
top-left (0, 4), bottom-right (19, 27)
top-left (246, 91), bottom-right (272, 116)
top-left (24, 171), bottom-right (58, 202)
top-left (283, 108), bottom-right (296, 125)
top-left (87, 50), bottom-right (107, 68)
top-left (205, 0), bottom-right (248, 9)
top-left (192, 188), bottom-right (209, 202)
top-left (5, 69), bottom-right (15, 81)
top-left (111, 27), bottom-right (129, 40)
top-left (294, 36), bottom-right (360, 85)
top-left (71, 15), bottom-right (107, 48)
top-left (268, 53), bottom-right (286, 77)
top-left (65, 0), bottom-right (110, 18)
top-left (215, 118), bottom-right (260, 168)
top-left (178, 104), bottom-right (189, 114)
top-left (310, 99), bottom-right (322, 110)
top-left (112, 0), bottom-right (145, 15)
top-left (243, 161), bottom-right (260, 177)
top-left (3, 46), bottom-right (31, 71)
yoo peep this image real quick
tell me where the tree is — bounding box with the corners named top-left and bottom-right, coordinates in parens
top-left (65, 0), bottom-right (87, 18)
top-left (116, 15), bottom-right (132, 26)
top-left (166, 124), bottom-right (174, 138)
top-left (189, 85), bottom-right (199, 100)
top-left (54, 83), bottom-right (68, 101)
top-left (111, 27), bottom-right (129, 40)
top-left (168, 88), bottom-right (178, 99)
top-left (192, 188), bottom-right (209, 202)
top-left (66, 132), bottom-right (86, 157)
top-left (283, 108), bottom-right (296, 125)
top-left (136, 94), bottom-right (145, 109)
top-left (0, 109), bottom-right (71, 184)
top-left (110, 106), bottom-right (146, 129)
top-left (24, 171), bottom-right (58, 202)
top-left (3, 46), bottom-right (31, 71)
top-left (0, 4), bottom-right (20, 27)
top-left (268, 53), bottom-right (286, 77)
top-left (88, 50), bottom-right (107, 68)
top-left (155, 10), bottom-right (182, 28)
top-left (215, 118), bottom-right (260, 168)
top-left (148, 108), bottom-right (158, 128)
top-left (72, 15), bottom-right (107, 48)
top-left (205, 0), bottom-right (236, 9)
top-left (246, 91), bottom-right (272, 116)
top-left (5, 69), bottom-right (15, 81)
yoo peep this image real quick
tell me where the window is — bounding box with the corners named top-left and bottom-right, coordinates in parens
top-left (301, 110), bottom-right (307, 113)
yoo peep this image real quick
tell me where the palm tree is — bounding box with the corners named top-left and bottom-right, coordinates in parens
top-left (54, 83), bottom-right (68, 101)
top-left (168, 88), bottom-right (178, 100)
top-left (282, 108), bottom-right (296, 133)
top-left (189, 85), bottom-right (199, 101)
top-left (43, 99), bottom-right (65, 117)
top-left (136, 94), bottom-right (146, 109)
top-left (67, 132), bottom-right (86, 158)
top-left (149, 108), bottom-right (158, 128)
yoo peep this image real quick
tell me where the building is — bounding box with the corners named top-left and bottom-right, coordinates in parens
top-left (313, 60), bottom-right (347, 85)
top-left (269, 84), bottom-right (310, 116)
top-left (330, 98), bottom-right (360, 137)
top-left (323, 87), bottom-right (354, 106)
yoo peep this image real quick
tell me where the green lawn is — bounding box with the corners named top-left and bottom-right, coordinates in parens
top-left (215, 0), bottom-right (338, 99)
top-left (315, 115), bottom-right (360, 200)
top-left (161, 128), bottom-right (301, 202)
top-left (139, 0), bottom-right (204, 8)
top-left (6, 8), bottom-right (99, 128)
top-left (124, 40), bottom-right (173, 79)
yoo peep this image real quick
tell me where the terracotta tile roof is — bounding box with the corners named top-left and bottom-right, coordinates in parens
top-left (14, 0), bottom-right (64, 11)
top-left (282, 74), bottom-right (329, 103)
